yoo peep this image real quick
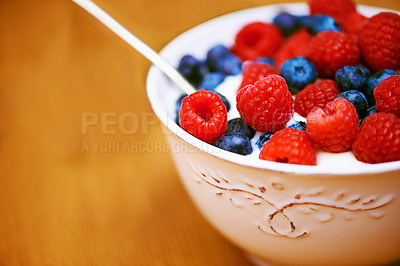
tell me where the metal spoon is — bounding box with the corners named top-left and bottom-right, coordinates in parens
top-left (72, 0), bottom-right (196, 96)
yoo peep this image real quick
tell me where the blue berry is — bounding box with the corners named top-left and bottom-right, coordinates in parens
top-left (335, 65), bottom-right (370, 92)
top-left (175, 94), bottom-right (188, 125)
top-left (273, 12), bottom-right (301, 36)
top-left (178, 55), bottom-right (197, 77)
top-left (175, 94), bottom-right (187, 109)
top-left (206, 45), bottom-right (230, 63)
top-left (256, 133), bottom-right (273, 149)
top-left (214, 132), bottom-right (253, 155)
top-left (256, 57), bottom-right (274, 66)
top-left (198, 72), bottom-right (226, 91)
top-left (206, 45), bottom-right (241, 75)
top-left (280, 57), bottom-right (318, 92)
top-left (307, 15), bottom-right (342, 35)
top-left (226, 118), bottom-right (256, 139)
top-left (216, 92), bottom-right (231, 112)
top-left (288, 121), bottom-right (306, 131)
top-left (298, 15), bottom-right (314, 29)
top-left (175, 109), bottom-right (180, 125)
top-left (178, 55), bottom-right (209, 86)
top-left (336, 90), bottom-right (369, 119)
top-left (220, 55), bottom-right (242, 75)
top-left (366, 69), bottom-right (399, 106)
top-left (365, 106), bottom-right (378, 118)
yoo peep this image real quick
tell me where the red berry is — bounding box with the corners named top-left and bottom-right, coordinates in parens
top-left (374, 75), bottom-right (400, 117)
top-left (295, 79), bottom-right (341, 117)
top-left (238, 62), bottom-right (279, 92)
top-left (342, 12), bottom-right (368, 35)
top-left (308, 0), bottom-right (356, 25)
top-left (274, 29), bottom-right (312, 71)
top-left (259, 128), bottom-right (317, 165)
top-left (236, 74), bottom-right (294, 132)
top-left (179, 90), bottom-right (227, 143)
top-left (359, 12), bottom-right (400, 72)
top-left (307, 31), bottom-right (359, 78)
top-left (352, 112), bottom-right (400, 163)
top-left (306, 97), bottom-right (359, 152)
top-left (233, 22), bottom-right (283, 61)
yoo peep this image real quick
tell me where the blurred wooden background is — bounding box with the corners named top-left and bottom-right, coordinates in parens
top-left (0, 0), bottom-right (398, 265)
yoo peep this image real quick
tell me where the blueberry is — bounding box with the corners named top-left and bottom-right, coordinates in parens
top-left (216, 92), bottom-right (231, 112)
top-left (288, 121), bottom-right (306, 131)
top-left (198, 72), bottom-right (226, 91)
top-left (226, 118), bottom-right (256, 139)
top-left (298, 15), bottom-right (314, 29)
top-left (256, 57), bottom-right (274, 66)
top-left (178, 55), bottom-right (209, 87)
top-left (307, 15), bottom-right (342, 35)
top-left (206, 45), bottom-right (231, 65)
top-left (366, 69), bottom-right (399, 106)
top-left (175, 94), bottom-right (187, 109)
top-left (335, 65), bottom-right (370, 92)
top-left (206, 45), bottom-right (242, 75)
top-left (175, 109), bottom-right (180, 125)
top-left (256, 133), bottom-right (273, 149)
top-left (280, 57), bottom-right (318, 92)
top-left (175, 94), bottom-right (188, 125)
top-left (336, 90), bottom-right (369, 119)
top-left (365, 106), bottom-right (378, 118)
top-left (273, 12), bottom-right (301, 36)
top-left (220, 55), bottom-right (242, 75)
top-left (178, 55), bottom-right (197, 77)
top-left (214, 132), bottom-right (253, 155)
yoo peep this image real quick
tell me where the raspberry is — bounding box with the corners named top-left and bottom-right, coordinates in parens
top-left (308, 0), bottom-right (356, 25)
top-left (359, 12), bottom-right (400, 72)
top-left (341, 12), bottom-right (368, 35)
top-left (307, 31), bottom-right (359, 77)
top-left (306, 97), bottom-right (359, 152)
top-left (374, 75), bottom-right (400, 117)
top-left (352, 112), bottom-right (400, 163)
top-left (294, 79), bottom-right (341, 117)
top-left (233, 22), bottom-right (283, 61)
top-left (238, 62), bottom-right (279, 92)
top-left (366, 69), bottom-right (399, 106)
top-left (274, 29), bottom-right (311, 71)
top-left (236, 74), bottom-right (294, 132)
top-left (259, 128), bottom-right (317, 165)
top-left (179, 90), bottom-right (227, 143)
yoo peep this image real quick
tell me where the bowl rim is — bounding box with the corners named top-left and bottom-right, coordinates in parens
top-left (146, 2), bottom-right (400, 176)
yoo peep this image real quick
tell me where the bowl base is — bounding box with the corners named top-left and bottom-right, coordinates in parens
top-left (245, 252), bottom-right (400, 266)
top-left (245, 252), bottom-right (279, 266)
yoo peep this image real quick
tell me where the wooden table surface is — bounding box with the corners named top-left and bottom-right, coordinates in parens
top-left (0, 0), bottom-right (399, 265)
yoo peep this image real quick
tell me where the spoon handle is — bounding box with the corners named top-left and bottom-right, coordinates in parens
top-left (72, 0), bottom-right (196, 96)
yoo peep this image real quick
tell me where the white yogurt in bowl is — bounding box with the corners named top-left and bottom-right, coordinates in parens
top-left (146, 3), bottom-right (400, 265)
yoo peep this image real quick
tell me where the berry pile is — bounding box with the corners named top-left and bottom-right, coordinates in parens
top-left (175, 0), bottom-right (400, 165)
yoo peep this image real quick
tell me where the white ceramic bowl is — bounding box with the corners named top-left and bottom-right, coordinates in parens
top-left (146, 3), bottom-right (400, 266)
